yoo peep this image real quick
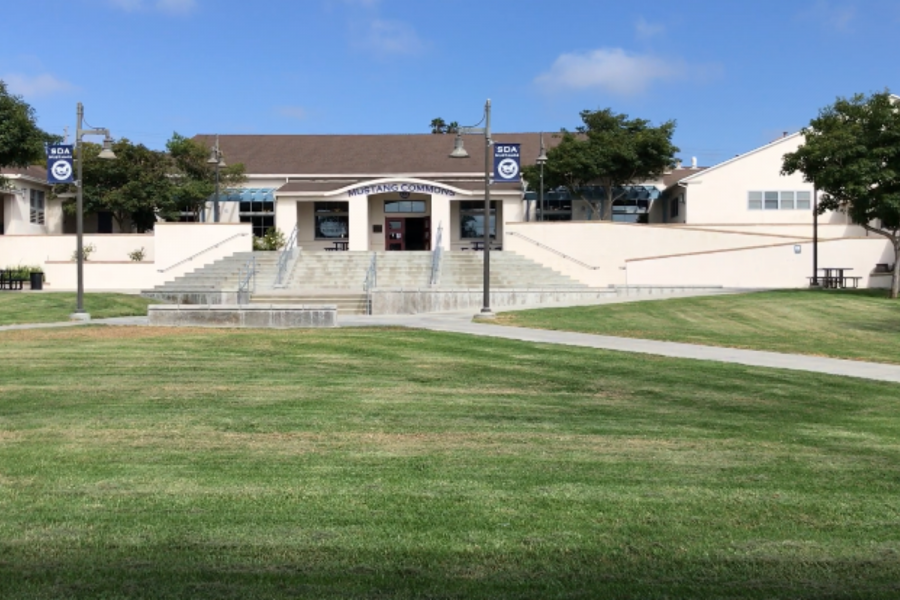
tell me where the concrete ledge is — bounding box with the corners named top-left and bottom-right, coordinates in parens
top-left (141, 290), bottom-right (247, 305)
top-left (148, 304), bottom-right (337, 328)
top-left (371, 288), bottom-right (619, 315)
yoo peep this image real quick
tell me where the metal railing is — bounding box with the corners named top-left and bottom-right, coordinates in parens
top-left (363, 252), bottom-right (377, 315)
top-left (157, 232), bottom-right (249, 273)
top-left (274, 224), bottom-right (298, 287)
top-left (506, 231), bottom-right (601, 270)
top-left (430, 221), bottom-right (443, 286)
top-left (237, 255), bottom-right (257, 304)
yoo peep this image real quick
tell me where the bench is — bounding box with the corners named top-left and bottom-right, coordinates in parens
top-left (807, 275), bottom-right (862, 289)
top-left (0, 270), bottom-right (27, 291)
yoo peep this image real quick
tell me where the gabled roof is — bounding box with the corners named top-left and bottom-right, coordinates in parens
top-left (662, 167), bottom-right (707, 188)
top-left (1, 165), bottom-right (48, 182)
top-left (678, 132), bottom-right (803, 185)
top-left (193, 133), bottom-right (557, 176)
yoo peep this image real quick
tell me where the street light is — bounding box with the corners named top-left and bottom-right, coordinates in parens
top-left (449, 98), bottom-right (494, 318)
top-left (536, 132), bottom-right (548, 221)
top-left (72, 102), bottom-right (116, 321)
top-left (207, 134), bottom-right (226, 223)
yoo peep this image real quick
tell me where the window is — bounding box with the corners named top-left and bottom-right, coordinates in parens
top-left (541, 190), bottom-right (572, 221)
top-left (384, 200), bottom-right (426, 213)
top-left (29, 189), bottom-right (45, 225)
top-left (749, 191), bottom-right (813, 210)
top-left (315, 201), bottom-right (348, 239)
top-left (780, 191), bottom-right (794, 210)
top-left (613, 198), bottom-right (651, 222)
top-left (459, 200), bottom-right (496, 239)
top-left (239, 200), bottom-right (275, 238)
top-left (669, 196), bottom-right (680, 218)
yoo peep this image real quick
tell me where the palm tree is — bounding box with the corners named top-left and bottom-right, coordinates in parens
top-left (447, 121), bottom-right (460, 134)
top-left (430, 118), bottom-right (446, 134)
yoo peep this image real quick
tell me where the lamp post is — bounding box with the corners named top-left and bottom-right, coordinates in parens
top-left (72, 102), bottom-right (116, 321)
top-left (449, 98), bottom-right (494, 318)
top-left (207, 134), bottom-right (226, 223)
top-left (811, 185), bottom-right (819, 286)
top-left (536, 132), bottom-right (548, 221)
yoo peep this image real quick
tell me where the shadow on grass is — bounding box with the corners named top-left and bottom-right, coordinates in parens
top-left (3, 547), bottom-right (900, 599)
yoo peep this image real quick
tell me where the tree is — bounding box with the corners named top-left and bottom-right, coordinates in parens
top-left (447, 121), bottom-right (459, 134)
top-left (429, 117), bottom-right (447, 134)
top-left (0, 80), bottom-right (60, 180)
top-left (59, 138), bottom-right (175, 233)
top-left (782, 91), bottom-right (900, 299)
top-left (523, 109), bottom-right (678, 221)
top-left (167, 133), bottom-right (246, 219)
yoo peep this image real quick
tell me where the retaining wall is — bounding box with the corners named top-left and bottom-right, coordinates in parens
top-left (148, 304), bottom-right (337, 328)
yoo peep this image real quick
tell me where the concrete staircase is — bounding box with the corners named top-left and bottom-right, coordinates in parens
top-left (142, 251), bottom-right (280, 303)
top-left (437, 251), bottom-right (588, 289)
top-left (143, 249), bottom-right (590, 314)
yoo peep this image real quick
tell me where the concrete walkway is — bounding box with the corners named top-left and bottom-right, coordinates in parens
top-left (3, 306), bottom-right (900, 384)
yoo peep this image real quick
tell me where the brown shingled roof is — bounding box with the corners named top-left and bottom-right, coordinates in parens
top-left (194, 133), bottom-right (557, 176)
top-left (662, 167), bottom-right (706, 188)
top-left (0, 165), bottom-right (47, 181)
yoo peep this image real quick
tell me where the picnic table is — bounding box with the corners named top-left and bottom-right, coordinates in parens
top-left (0, 270), bottom-right (27, 291)
top-left (325, 240), bottom-right (349, 251)
top-left (810, 267), bottom-right (861, 289)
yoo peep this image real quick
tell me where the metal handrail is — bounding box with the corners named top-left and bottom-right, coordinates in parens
top-left (430, 221), bottom-right (443, 286)
top-left (237, 255), bottom-right (257, 304)
top-left (274, 224), bottom-right (298, 286)
top-left (157, 232), bottom-right (249, 273)
top-left (506, 231), bottom-right (601, 270)
top-left (363, 252), bottom-right (377, 315)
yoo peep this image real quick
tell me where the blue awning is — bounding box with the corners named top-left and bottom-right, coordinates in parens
top-left (221, 188), bottom-right (275, 202)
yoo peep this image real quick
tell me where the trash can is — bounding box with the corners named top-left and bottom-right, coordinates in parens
top-left (30, 271), bottom-right (43, 291)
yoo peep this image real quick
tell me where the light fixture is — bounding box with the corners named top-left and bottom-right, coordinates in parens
top-left (449, 99), bottom-right (494, 318)
top-left (73, 102), bottom-right (116, 321)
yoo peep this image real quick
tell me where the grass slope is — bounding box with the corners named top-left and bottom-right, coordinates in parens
top-left (0, 293), bottom-right (155, 325)
top-left (1, 326), bottom-right (899, 598)
top-left (494, 289), bottom-right (900, 364)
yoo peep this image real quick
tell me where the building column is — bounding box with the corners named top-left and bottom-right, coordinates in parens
top-left (348, 196), bottom-right (369, 251)
top-left (275, 196), bottom-right (298, 242)
top-left (431, 194), bottom-right (451, 250)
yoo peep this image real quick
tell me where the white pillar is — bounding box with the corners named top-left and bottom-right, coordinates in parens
top-left (348, 196), bottom-right (369, 251)
top-left (431, 194), bottom-right (452, 250)
top-left (275, 196), bottom-right (298, 241)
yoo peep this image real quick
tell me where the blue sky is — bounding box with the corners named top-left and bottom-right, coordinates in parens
top-left (2, 0), bottom-right (898, 166)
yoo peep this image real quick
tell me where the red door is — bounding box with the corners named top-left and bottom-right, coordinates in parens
top-left (385, 218), bottom-right (405, 251)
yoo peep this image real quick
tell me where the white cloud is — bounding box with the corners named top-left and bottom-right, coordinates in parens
top-left (277, 106), bottom-right (308, 120)
top-left (635, 17), bottom-right (665, 40)
top-left (535, 48), bottom-right (707, 96)
top-left (106, 0), bottom-right (197, 15)
top-left (801, 1), bottom-right (857, 31)
top-left (155, 0), bottom-right (197, 15)
top-left (358, 19), bottom-right (425, 56)
top-left (3, 73), bottom-right (75, 98)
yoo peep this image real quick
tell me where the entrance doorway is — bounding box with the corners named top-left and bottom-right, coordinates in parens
top-left (385, 217), bottom-right (430, 251)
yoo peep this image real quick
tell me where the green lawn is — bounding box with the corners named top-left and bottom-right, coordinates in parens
top-left (494, 289), bottom-right (900, 364)
top-left (0, 292), bottom-right (155, 325)
top-left (1, 326), bottom-right (899, 599)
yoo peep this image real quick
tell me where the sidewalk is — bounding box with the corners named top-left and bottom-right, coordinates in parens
top-left (4, 309), bottom-right (900, 384)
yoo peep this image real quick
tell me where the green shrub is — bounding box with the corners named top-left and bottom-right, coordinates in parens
top-left (253, 228), bottom-right (286, 251)
top-left (3, 265), bottom-right (43, 279)
top-left (71, 243), bottom-right (96, 262)
top-left (128, 247), bottom-right (146, 262)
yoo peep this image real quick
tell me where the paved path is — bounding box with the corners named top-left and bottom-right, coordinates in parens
top-left (4, 308), bottom-right (900, 384)
top-left (339, 311), bottom-right (900, 384)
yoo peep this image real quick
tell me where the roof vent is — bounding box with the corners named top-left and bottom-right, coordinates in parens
top-left (691, 156), bottom-right (698, 169)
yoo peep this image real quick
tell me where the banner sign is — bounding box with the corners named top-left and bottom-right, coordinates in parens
top-left (47, 145), bottom-right (74, 184)
top-left (493, 143), bottom-right (521, 183)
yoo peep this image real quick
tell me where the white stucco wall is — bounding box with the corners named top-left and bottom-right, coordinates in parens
top-left (626, 238), bottom-right (893, 288)
top-left (682, 135), bottom-right (849, 226)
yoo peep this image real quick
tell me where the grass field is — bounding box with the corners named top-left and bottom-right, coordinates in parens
top-left (0, 293), bottom-right (155, 325)
top-left (1, 325), bottom-right (899, 599)
top-left (493, 289), bottom-right (900, 364)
